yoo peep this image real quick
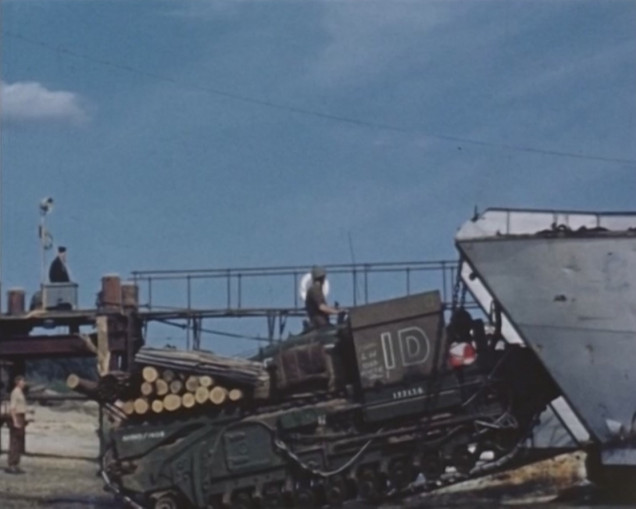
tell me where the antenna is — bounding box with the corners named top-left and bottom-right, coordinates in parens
top-left (348, 231), bottom-right (361, 304)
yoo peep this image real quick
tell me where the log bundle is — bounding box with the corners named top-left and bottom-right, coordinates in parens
top-left (135, 347), bottom-right (270, 395)
top-left (67, 361), bottom-right (249, 419)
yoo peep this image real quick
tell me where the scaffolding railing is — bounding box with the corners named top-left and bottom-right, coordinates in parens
top-left (131, 260), bottom-right (462, 314)
top-left (130, 260), bottom-right (479, 349)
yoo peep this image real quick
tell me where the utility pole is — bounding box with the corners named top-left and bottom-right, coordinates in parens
top-left (39, 197), bottom-right (54, 284)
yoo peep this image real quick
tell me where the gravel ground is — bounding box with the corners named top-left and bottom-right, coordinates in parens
top-left (0, 402), bottom-right (116, 508)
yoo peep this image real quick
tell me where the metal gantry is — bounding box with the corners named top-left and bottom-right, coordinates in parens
top-left (131, 260), bottom-right (467, 347)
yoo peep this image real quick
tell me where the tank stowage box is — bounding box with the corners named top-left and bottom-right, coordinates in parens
top-left (349, 291), bottom-right (444, 390)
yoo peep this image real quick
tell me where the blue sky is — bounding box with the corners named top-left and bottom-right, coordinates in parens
top-left (1, 0), bottom-right (635, 352)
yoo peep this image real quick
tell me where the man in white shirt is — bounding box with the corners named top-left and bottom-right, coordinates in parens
top-left (7, 375), bottom-right (27, 474)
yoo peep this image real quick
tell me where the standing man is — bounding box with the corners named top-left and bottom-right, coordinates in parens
top-left (7, 375), bottom-right (27, 474)
top-left (305, 266), bottom-right (343, 329)
top-left (49, 246), bottom-right (70, 283)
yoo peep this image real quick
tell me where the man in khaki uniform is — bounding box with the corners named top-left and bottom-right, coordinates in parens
top-left (7, 375), bottom-right (27, 474)
top-left (304, 266), bottom-right (344, 329)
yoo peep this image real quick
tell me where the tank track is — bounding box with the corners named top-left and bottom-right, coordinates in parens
top-left (100, 386), bottom-right (534, 509)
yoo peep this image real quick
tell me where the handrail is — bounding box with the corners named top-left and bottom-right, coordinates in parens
top-left (131, 260), bottom-right (460, 312)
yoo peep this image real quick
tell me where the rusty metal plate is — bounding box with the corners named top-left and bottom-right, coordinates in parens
top-left (349, 291), bottom-right (444, 390)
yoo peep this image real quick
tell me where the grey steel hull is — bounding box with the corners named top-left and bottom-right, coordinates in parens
top-left (456, 209), bottom-right (636, 451)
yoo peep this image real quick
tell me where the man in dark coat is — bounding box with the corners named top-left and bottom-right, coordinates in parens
top-left (49, 246), bottom-right (70, 283)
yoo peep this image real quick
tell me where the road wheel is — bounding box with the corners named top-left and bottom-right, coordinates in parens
top-left (154, 493), bottom-right (179, 509)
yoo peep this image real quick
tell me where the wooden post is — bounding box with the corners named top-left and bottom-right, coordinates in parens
top-left (7, 288), bottom-right (25, 315)
top-left (100, 274), bottom-right (122, 311)
top-left (121, 282), bottom-right (139, 311)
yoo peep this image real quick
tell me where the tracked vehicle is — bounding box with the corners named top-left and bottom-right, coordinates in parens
top-left (101, 289), bottom-right (558, 509)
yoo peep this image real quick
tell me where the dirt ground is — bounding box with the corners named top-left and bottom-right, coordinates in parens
top-left (0, 401), bottom-right (117, 508)
top-left (0, 403), bottom-right (592, 508)
top-left (0, 456), bottom-right (118, 508)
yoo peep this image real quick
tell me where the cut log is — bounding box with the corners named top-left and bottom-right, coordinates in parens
top-left (228, 388), bottom-right (243, 402)
top-left (209, 386), bottom-right (227, 405)
top-left (66, 374), bottom-right (99, 398)
top-left (199, 375), bottom-right (214, 388)
top-left (185, 375), bottom-right (200, 392)
top-left (134, 398), bottom-right (149, 415)
top-left (155, 379), bottom-right (169, 397)
top-left (121, 400), bottom-right (135, 416)
top-left (140, 382), bottom-right (154, 397)
top-left (182, 393), bottom-right (196, 409)
top-left (162, 369), bottom-right (175, 383)
top-left (195, 386), bottom-right (210, 405)
top-left (142, 366), bottom-right (159, 383)
top-left (164, 394), bottom-right (182, 412)
top-left (151, 399), bottom-right (164, 413)
top-left (169, 379), bottom-right (183, 394)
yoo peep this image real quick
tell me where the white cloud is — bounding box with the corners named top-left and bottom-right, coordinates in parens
top-left (1, 81), bottom-right (88, 124)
